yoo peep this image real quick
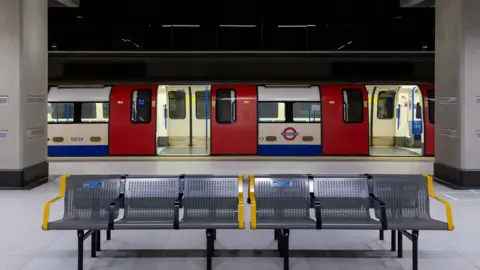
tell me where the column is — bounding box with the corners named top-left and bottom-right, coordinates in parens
top-left (0, 0), bottom-right (48, 188)
top-left (434, 0), bottom-right (480, 188)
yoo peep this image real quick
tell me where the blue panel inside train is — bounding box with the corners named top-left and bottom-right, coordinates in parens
top-left (258, 145), bottom-right (322, 156)
top-left (48, 145), bottom-right (109, 157)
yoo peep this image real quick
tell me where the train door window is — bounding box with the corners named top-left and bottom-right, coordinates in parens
top-left (216, 89), bottom-right (236, 124)
top-left (427, 89), bottom-right (435, 124)
top-left (80, 103), bottom-right (97, 122)
top-left (168, 91), bottom-right (186, 119)
top-left (102, 102), bottom-right (109, 120)
top-left (131, 89), bottom-right (152, 123)
top-left (195, 91), bottom-right (210, 119)
top-left (258, 102), bottom-right (285, 123)
top-left (293, 102), bottom-right (321, 122)
top-left (342, 89), bottom-right (364, 123)
top-left (49, 102), bottom-right (74, 123)
top-left (377, 91), bottom-right (396, 119)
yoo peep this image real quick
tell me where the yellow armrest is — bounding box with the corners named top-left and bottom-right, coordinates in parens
top-left (238, 174), bottom-right (245, 229)
top-left (424, 174), bottom-right (454, 231)
top-left (42, 175), bottom-right (69, 231)
top-left (249, 174), bottom-right (256, 229)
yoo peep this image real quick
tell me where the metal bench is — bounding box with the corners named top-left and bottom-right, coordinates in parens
top-left (42, 174), bottom-right (123, 270)
top-left (178, 174), bottom-right (244, 270)
top-left (312, 174), bottom-right (385, 230)
top-left (370, 174), bottom-right (454, 270)
top-left (111, 175), bottom-right (180, 230)
top-left (249, 174), bottom-right (320, 270)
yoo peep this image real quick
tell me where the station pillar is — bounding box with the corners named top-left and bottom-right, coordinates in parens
top-left (434, 0), bottom-right (480, 188)
top-left (0, 0), bottom-right (48, 189)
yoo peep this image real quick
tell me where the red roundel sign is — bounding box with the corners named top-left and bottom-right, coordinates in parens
top-left (281, 127), bottom-right (298, 141)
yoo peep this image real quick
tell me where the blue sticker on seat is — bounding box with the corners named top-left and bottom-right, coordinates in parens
top-left (83, 182), bottom-right (103, 188)
top-left (272, 181), bottom-right (292, 188)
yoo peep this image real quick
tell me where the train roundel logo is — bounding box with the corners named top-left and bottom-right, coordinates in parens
top-left (281, 127), bottom-right (298, 141)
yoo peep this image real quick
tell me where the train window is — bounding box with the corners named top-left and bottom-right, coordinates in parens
top-left (427, 89), bottom-right (435, 124)
top-left (258, 102), bottom-right (285, 123)
top-left (342, 89), bottom-right (364, 123)
top-left (168, 91), bottom-right (186, 119)
top-left (216, 89), bottom-right (236, 124)
top-left (102, 102), bottom-right (109, 120)
top-left (293, 102), bottom-right (321, 122)
top-left (377, 91), bottom-right (396, 119)
top-left (195, 91), bottom-right (210, 119)
top-left (131, 89), bottom-right (152, 124)
top-left (81, 103), bottom-right (97, 121)
top-left (49, 102), bottom-right (74, 123)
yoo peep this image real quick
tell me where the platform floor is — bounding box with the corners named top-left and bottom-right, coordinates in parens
top-left (1, 161), bottom-right (473, 270)
top-left (48, 160), bottom-right (434, 176)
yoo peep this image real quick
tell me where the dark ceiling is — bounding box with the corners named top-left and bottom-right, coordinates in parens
top-left (48, 0), bottom-right (435, 51)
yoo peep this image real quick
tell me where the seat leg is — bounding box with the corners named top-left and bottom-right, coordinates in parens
top-left (274, 229), bottom-right (280, 240)
top-left (77, 230), bottom-right (84, 270)
top-left (91, 231), bottom-right (96, 258)
top-left (106, 229), bottom-right (111, 240)
top-left (206, 229), bottom-right (215, 270)
top-left (212, 229), bottom-right (216, 241)
top-left (397, 230), bottom-right (403, 258)
top-left (96, 230), bottom-right (101, 252)
top-left (391, 230), bottom-right (396, 251)
top-left (379, 230), bottom-right (384, 240)
top-left (412, 230), bottom-right (419, 270)
top-left (281, 229), bottom-right (290, 270)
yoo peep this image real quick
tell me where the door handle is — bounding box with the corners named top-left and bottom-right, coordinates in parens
top-left (163, 104), bottom-right (168, 129)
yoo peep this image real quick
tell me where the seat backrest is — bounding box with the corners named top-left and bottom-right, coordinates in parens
top-left (313, 175), bottom-right (370, 219)
top-left (123, 175), bottom-right (179, 221)
top-left (254, 174), bottom-right (310, 221)
top-left (372, 174), bottom-right (431, 219)
top-left (63, 175), bottom-right (122, 221)
top-left (182, 175), bottom-right (239, 222)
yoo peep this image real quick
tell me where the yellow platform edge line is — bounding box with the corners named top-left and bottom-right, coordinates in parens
top-left (249, 174), bottom-right (256, 230)
top-left (237, 174), bottom-right (245, 230)
top-left (423, 174), bottom-right (454, 231)
top-left (42, 174), bottom-right (69, 231)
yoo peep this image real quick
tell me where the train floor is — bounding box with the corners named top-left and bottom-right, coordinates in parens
top-left (370, 146), bottom-right (423, 157)
top-left (157, 146), bottom-right (210, 156)
top-left (0, 161), bottom-right (476, 270)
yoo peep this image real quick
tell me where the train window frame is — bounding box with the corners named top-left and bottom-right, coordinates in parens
top-left (130, 89), bottom-right (152, 124)
top-left (342, 89), bottom-right (364, 124)
top-left (48, 102), bottom-right (75, 124)
top-left (292, 102), bottom-right (321, 123)
top-left (215, 89), bottom-right (236, 124)
top-left (168, 90), bottom-right (187, 120)
top-left (376, 91), bottom-right (396, 120)
top-left (258, 102), bottom-right (285, 123)
top-left (80, 102), bottom-right (109, 123)
top-left (195, 91), bottom-right (210, 120)
top-left (427, 89), bottom-right (435, 124)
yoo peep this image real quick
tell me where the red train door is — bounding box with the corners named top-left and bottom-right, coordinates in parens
top-left (419, 85), bottom-right (435, 156)
top-left (322, 85), bottom-right (369, 155)
top-left (211, 85), bottom-right (257, 155)
top-left (109, 85), bottom-right (157, 155)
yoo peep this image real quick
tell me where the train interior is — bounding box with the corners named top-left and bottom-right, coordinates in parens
top-left (367, 85), bottom-right (424, 157)
top-left (156, 85), bottom-right (211, 156)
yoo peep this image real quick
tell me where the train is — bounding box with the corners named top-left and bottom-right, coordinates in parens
top-left (47, 84), bottom-right (435, 157)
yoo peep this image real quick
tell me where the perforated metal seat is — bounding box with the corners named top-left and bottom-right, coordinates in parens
top-left (253, 175), bottom-right (316, 229)
top-left (313, 175), bottom-right (381, 230)
top-left (48, 175), bottom-right (122, 230)
top-left (371, 174), bottom-right (448, 230)
top-left (114, 175), bottom-right (179, 230)
top-left (180, 175), bottom-right (241, 229)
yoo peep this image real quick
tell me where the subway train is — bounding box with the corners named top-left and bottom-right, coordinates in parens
top-left (47, 84), bottom-right (435, 157)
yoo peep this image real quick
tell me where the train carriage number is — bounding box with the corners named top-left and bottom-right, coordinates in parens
top-left (71, 137), bottom-right (84, 142)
